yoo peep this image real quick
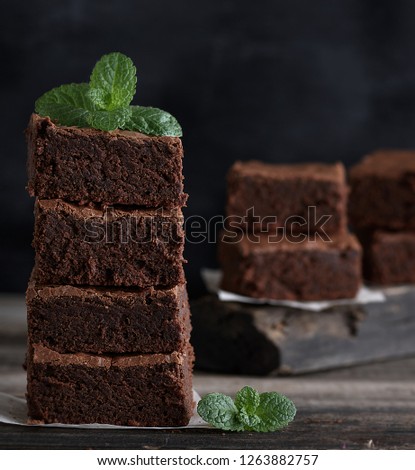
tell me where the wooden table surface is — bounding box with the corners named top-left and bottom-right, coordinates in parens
top-left (1, 294), bottom-right (415, 449)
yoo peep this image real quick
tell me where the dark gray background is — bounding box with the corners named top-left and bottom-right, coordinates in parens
top-left (1, 0), bottom-right (415, 296)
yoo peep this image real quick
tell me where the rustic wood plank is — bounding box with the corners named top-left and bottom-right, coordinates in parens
top-left (1, 408), bottom-right (414, 450)
top-left (192, 288), bottom-right (415, 375)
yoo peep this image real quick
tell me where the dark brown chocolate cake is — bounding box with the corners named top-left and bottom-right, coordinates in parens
top-left (27, 343), bottom-right (194, 426)
top-left (33, 199), bottom-right (185, 288)
top-left (26, 105), bottom-right (193, 426)
top-left (219, 231), bottom-right (362, 301)
top-left (27, 114), bottom-right (187, 209)
top-left (349, 150), bottom-right (415, 230)
top-left (226, 160), bottom-right (348, 234)
top-left (358, 230), bottom-right (415, 285)
top-left (27, 280), bottom-right (191, 354)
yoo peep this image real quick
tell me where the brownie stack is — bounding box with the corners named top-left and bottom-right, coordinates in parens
top-left (219, 160), bottom-right (362, 301)
top-left (25, 114), bottom-right (194, 426)
top-left (349, 150), bottom-right (415, 285)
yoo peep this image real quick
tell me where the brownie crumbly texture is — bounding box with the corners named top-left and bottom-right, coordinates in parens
top-left (349, 150), bottom-right (415, 230)
top-left (27, 280), bottom-right (191, 354)
top-left (27, 114), bottom-right (187, 208)
top-left (226, 161), bottom-right (348, 234)
top-left (219, 232), bottom-right (362, 301)
top-left (27, 343), bottom-right (194, 426)
top-left (33, 199), bottom-right (185, 288)
top-left (358, 230), bottom-right (415, 285)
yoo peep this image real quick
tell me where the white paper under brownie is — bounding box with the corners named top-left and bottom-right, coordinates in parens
top-left (202, 269), bottom-right (385, 312)
top-left (0, 391), bottom-right (208, 429)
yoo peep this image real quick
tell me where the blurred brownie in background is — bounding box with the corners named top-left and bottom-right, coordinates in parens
top-left (358, 230), bottom-right (415, 285)
top-left (226, 160), bottom-right (347, 234)
top-left (218, 231), bottom-right (362, 301)
top-left (350, 150), bottom-right (415, 285)
top-left (349, 150), bottom-right (415, 230)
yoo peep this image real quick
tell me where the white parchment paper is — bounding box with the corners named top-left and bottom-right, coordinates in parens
top-left (201, 268), bottom-right (386, 312)
top-left (0, 391), bottom-right (208, 429)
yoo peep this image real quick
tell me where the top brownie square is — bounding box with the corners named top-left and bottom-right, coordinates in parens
top-left (226, 160), bottom-right (347, 235)
top-left (26, 114), bottom-right (187, 208)
top-left (349, 150), bottom-right (415, 230)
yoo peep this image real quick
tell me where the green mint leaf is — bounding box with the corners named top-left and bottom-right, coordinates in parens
top-left (235, 386), bottom-right (260, 415)
top-left (34, 52), bottom-right (183, 135)
top-left (197, 386), bottom-right (296, 433)
top-left (252, 392), bottom-right (297, 432)
top-left (234, 386), bottom-right (261, 431)
top-left (197, 393), bottom-right (244, 432)
top-left (89, 52), bottom-right (136, 110)
top-left (87, 107), bottom-right (132, 132)
top-left (35, 83), bottom-right (95, 127)
top-left (124, 106), bottom-right (182, 137)
top-left (238, 408), bottom-right (261, 430)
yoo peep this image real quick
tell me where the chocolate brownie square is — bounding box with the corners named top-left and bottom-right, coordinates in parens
top-left (33, 199), bottom-right (185, 288)
top-left (349, 150), bottom-right (415, 230)
top-left (27, 343), bottom-right (194, 426)
top-left (358, 230), bottom-right (415, 285)
top-left (219, 231), bottom-right (362, 301)
top-left (27, 280), bottom-right (191, 354)
top-left (27, 114), bottom-right (187, 208)
top-left (226, 161), bottom-right (347, 234)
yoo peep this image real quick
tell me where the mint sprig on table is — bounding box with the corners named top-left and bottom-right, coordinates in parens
top-left (197, 386), bottom-right (296, 432)
top-left (35, 52), bottom-right (182, 136)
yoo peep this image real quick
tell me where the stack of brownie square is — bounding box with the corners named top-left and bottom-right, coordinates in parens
top-left (219, 160), bottom-right (362, 301)
top-left (349, 150), bottom-right (415, 285)
top-left (25, 114), bottom-right (194, 426)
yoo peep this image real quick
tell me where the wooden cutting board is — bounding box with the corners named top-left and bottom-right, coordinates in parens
top-left (192, 286), bottom-right (415, 375)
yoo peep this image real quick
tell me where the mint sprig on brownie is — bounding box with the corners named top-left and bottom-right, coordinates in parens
top-left (35, 52), bottom-right (182, 135)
